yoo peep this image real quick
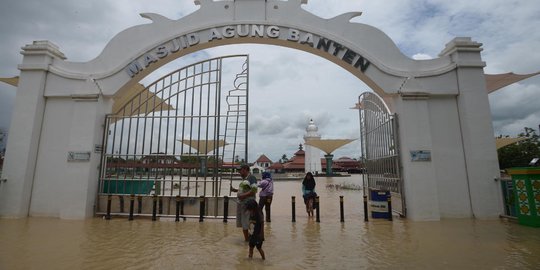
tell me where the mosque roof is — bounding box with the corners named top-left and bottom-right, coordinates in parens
top-left (288, 153), bottom-right (305, 164)
top-left (268, 162), bottom-right (283, 169)
top-left (282, 162), bottom-right (305, 169)
top-left (281, 144), bottom-right (306, 170)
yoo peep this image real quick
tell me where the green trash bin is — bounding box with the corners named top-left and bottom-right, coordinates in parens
top-left (507, 167), bottom-right (540, 227)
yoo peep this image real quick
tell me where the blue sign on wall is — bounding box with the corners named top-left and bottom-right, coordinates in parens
top-left (410, 150), bottom-right (431, 161)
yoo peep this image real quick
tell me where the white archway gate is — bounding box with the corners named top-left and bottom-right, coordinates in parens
top-left (0, 0), bottom-right (502, 220)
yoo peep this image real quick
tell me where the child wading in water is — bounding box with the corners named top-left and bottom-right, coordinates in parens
top-left (245, 199), bottom-right (265, 260)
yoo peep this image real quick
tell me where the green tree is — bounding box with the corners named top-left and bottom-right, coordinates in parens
top-left (497, 127), bottom-right (540, 169)
top-left (280, 154), bottom-right (288, 163)
top-left (207, 155), bottom-right (222, 165)
top-left (180, 155), bottom-right (198, 164)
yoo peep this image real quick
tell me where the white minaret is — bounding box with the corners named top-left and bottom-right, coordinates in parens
top-left (304, 119), bottom-right (322, 174)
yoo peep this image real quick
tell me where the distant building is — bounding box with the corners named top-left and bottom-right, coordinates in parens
top-left (332, 157), bottom-right (362, 173)
top-left (250, 154), bottom-right (273, 173)
top-left (320, 158), bottom-right (343, 172)
top-left (255, 154), bottom-right (272, 168)
top-left (304, 119), bottom-right (322, 174)
top-left (278, 144), bottom-right (354, 174)
top-left (267, 162), bottom-right (284, 173)
top-left (140, 153), bottom-right (179, 165)
top-left (282, 144), bottom-right (306, 172)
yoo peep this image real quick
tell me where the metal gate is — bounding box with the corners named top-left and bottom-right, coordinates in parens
top-left (97, 55), bottom-right (249, 218)
top-left (358, 92), bottom-right (405, 216)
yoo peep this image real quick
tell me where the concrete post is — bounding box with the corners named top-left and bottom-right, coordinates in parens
top-left (439, 37), bottom-right (503, 218)
top-left (0, 41), bottom-right (65, 218)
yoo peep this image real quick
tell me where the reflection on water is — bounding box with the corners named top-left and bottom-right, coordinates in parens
top-left (1, 175), bottom-right (540, 269)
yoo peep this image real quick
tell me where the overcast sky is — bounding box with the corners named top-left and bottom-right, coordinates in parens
top-left (0, 0), bottom-right (539, 162)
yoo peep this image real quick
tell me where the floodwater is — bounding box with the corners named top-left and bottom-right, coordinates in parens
top-left (1, 175), bottom-right (540, 269)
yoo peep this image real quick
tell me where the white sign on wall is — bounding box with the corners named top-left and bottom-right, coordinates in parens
top-left (410, 150), bottom-right (431, 162)
top-left (67, 151), bottom-right (91, 162)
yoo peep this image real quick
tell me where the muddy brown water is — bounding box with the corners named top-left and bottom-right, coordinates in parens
top-left (1, 175), bottom-right (539, 269)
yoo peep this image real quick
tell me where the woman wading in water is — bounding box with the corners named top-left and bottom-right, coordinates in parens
top-left (301, 172), bottom-right (317, 217)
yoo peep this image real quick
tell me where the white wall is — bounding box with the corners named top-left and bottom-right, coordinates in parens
top-left (29, 97), bottom-right (110, 218)
top-left (394, 97), bottom-right (440, 220)
top-left (428, 97), bottom-right (472, 218)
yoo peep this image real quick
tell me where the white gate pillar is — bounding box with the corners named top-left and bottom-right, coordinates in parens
top-left (0, 41), bottom-right (65, 217)
top-left (29, 94), bottom-right (112, 219)
top-left (394, 95), bottom-right (441, 220)
top-left (439, 38), bottom-right (503, 218)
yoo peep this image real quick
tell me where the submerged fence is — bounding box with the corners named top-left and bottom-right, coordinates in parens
top-left (99, 194), bottom-right (395, 223)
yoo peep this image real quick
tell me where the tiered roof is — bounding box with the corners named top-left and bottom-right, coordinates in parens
top-left (282, 144), bottom-right (305, 170)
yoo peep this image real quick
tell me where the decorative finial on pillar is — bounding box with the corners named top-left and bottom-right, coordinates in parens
top-left (438, 37), bottom-right (483, 57)
top-left (21, 40), bottom-right (66, 60)
top-left (438, 37), bottom-right (485, 68)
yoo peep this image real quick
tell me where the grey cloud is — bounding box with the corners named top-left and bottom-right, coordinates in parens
top-left (250, 114), bottom-right (289, 136)
top-left (490, 82), bottom-right (540, 117)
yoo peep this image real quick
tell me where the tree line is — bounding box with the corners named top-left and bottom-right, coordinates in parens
top-left (498, 127), bottom-right (540, 169)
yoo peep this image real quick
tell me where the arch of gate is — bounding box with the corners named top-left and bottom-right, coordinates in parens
top-left (0, 0), bottom-right (502, 220)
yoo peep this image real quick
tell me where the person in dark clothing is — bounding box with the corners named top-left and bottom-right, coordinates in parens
top-left (245, 199), bottom-right (265, 260)
top-left (302, 172), bottom-right (317, 217)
